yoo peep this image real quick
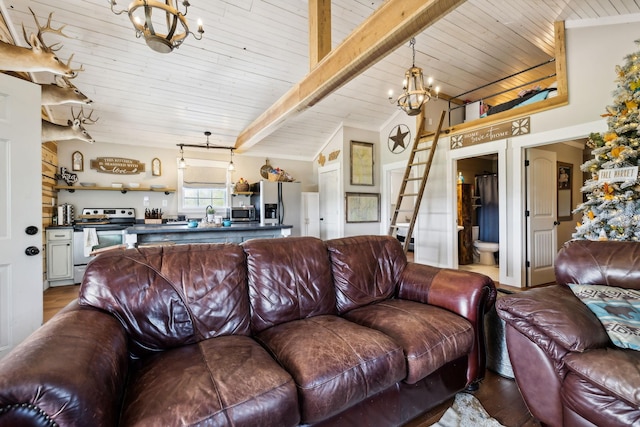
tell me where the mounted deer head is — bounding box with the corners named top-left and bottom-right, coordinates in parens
top-left (42, 107), bottom-right (98, 144)
top-left (41, 75), bottom-right (92, 105)
top-left (0, 8), bottom-right (82, 77)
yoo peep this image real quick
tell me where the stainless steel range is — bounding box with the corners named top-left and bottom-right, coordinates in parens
top-left (72, 208), bottom-right (136, 283)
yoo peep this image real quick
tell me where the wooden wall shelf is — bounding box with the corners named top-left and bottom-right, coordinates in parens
top-left (54, 185), bottom-right (175, 195)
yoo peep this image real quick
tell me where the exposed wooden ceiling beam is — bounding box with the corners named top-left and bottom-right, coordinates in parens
top-left (235, 0), bottom-right (466, 150)
top-left (309, 0), bottom-right (332, 68)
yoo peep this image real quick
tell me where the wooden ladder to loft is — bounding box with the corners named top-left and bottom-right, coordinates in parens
top-left (388, 110), bottom-right (446, 253)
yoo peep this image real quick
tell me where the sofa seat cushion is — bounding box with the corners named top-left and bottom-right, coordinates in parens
top-left (564, 348), bottom-right (640, 409)
top-left (120, 335), bottom-right (299, 427)
top-left (344, 299), bottom-right (474, 384)
top-left (256, 315), bottom-right (405, 424)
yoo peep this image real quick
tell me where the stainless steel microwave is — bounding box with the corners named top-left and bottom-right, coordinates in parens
top-left (230, 206), bottom-right (256, 222)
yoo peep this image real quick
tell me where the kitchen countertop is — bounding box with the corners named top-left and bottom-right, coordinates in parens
top-left (125, 223), bottom-right (292, 234)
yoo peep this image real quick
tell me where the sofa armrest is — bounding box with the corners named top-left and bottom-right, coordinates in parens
top-left (398, 263), bottom-right (496, 385)
top-left (496, 285), bottom-right (610, 354)
top-left (398, 263), bottom-right (496, 321)
top-left (0, 301), bottom-right (129, 427)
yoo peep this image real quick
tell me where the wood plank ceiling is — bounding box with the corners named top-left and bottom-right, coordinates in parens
top-left (3, 0), bottom-right (640, 160)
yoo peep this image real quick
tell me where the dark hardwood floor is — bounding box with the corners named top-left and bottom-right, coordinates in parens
top-left (43, 284), bottom-right (540, 427)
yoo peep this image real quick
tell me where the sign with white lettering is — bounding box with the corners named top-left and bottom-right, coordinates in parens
top-left (450, 117), bottom-right (531, 149)
top-left (598, 166), bottom-right (639, 183)
top-left (90, 157), bottom-right (146, 174)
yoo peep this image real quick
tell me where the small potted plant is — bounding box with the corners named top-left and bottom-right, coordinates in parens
top-left (206, 206), bottom-right (215, 222)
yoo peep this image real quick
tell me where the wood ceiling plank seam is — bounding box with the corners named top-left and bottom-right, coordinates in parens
top-left (588, 0), bottom-right (617, 15)
top-left (421, 8), bottom-right (552, 67)
top-left (458, 2), bottom-right (555, 56)
top-left (432, 11), bottom-right (550, 67)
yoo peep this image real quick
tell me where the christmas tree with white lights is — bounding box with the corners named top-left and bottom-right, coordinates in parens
top-left (573, 40), bottom-right (640, 241)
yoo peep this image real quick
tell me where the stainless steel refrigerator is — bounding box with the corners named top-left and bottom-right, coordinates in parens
top-left (250, 180), bottom-right (302, 236)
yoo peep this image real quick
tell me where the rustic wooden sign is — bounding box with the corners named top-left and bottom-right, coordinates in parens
top-left (598, 166), bottom-right (639, 183)
top-left (90, 157), bottom-right (146, 174)
top-left (450, 117), bottom-right (531, 149)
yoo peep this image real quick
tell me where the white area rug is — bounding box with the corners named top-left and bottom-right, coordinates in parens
top-left (431, 393), bottom-right (505, 427)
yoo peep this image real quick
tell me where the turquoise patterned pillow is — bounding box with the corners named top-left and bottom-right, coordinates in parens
top-left (569, 284), bottom-right (640, 350)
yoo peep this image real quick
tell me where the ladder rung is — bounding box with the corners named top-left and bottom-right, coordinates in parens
top-left (409, 161), bottom-right (429, 166)
top-left (400, 193), bottom-right (418, 197)
top-left (413, 146), bottom-right (432, 152)
top-left (405, 177), bottom-right (422, 181)
top-left (394, 208), bottom-right (414, 212)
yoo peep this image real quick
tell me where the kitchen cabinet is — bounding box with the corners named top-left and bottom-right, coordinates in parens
top-left (46, 228), bottom-right (74, 286)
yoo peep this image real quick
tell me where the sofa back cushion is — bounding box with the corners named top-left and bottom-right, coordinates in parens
top-left (326, 235), bottom-right (407, 313)
top-left (79, 244), bottom-right (251, 354)
top-left (243, 237), bottom-right (336, 333)
top-left (556, 240), bottom-right (640, 290)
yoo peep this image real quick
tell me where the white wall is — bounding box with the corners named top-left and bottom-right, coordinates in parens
top-left (342, 126), bottom-right (381, 237)
top-left (56, 141), bottom-right (316, 220)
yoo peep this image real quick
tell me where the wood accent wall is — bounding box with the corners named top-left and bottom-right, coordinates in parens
top-left (42, 141), bottom-right (58, 285)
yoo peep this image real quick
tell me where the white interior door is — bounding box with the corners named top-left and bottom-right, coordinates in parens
top-left (0, 74), bottom-right (43, 358)
top-left (319, 166), bottom-right (340, 240)
top-left (526, 148), bottom-right (558, 286)
top-left (301, 192), bottom-right (320, 238)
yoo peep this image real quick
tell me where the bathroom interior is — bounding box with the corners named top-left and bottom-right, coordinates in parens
top-left (457, 155), bottom-right (499, 282)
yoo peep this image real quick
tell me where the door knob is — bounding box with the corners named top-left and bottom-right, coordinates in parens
top-left (25, 246), bottom-right (40, 256)
top-left (25, 226), bottom-right (39, 235)
top-left (553, 221), bottom-right (561, 226)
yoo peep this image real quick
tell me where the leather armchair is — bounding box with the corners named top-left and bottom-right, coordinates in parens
top-left (496, 240), bottom-right (640, 427)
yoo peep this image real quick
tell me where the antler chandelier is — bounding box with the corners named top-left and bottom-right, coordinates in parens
top-left (109, 0), bottom-right (203, 53)
top-left (389, 38), bottom-right (439, 116)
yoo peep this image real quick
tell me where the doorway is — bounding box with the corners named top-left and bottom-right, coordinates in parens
top-left (523, 140), bottom-right (586, 287)
top-left (456, 155), bottom-right (500, 283)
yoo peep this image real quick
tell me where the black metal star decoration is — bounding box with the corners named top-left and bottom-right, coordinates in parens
top-left (388, 124), bottom-right (410, 153)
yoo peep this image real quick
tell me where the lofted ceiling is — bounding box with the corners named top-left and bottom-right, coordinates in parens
top-left (2, 0), bottom-right (640, 161)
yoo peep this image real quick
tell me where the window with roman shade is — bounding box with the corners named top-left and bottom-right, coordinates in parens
top-left (177, 158), bottom-right (230, 215)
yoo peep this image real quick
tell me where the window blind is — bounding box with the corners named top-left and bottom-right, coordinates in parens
top-left (183, 165), bottom-right (226, 188)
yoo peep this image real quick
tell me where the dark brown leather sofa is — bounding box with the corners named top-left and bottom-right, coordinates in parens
top-left (0, 235), bottom-right (496, 427)
top-left (496, 240), bottom-right (640, 427)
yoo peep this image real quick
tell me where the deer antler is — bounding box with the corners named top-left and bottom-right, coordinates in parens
top-left (28, 8), bottom-right (68, 52)
top-left (79, 107), bottom-right (99, 125)
top-left (63, 54), bottom-right (84, 77)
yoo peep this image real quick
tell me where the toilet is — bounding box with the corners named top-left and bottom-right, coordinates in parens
top-left (472, 226), bottom-right (499, 266)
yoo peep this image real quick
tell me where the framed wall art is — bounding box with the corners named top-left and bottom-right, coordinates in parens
top-left (557, 162), bottom-right (572, 221)
top-left (350, 141), bottom-right (374, 185)
top-left (72, 151), bottom-right (83, 172)
top-left (152, 158), bottom-right (162, 176)
top-left (346, 192), bottom-right (380, 223)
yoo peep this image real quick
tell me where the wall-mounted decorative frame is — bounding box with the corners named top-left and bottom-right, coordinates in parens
top-left (557, 162), bottom-right (572, 221)
top-left (72, 151), bottom-right (83, 172)
top-left (152, 158), bottom-right (162, 176)
top-left (350, 140), bottom-right (374, 185)
top-left (346, 192), bottom-right (380, 223)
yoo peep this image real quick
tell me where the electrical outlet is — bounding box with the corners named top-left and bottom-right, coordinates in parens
top-left (162, 199), bottom-right (168, 207)
top-left (429, 118), bottom-right (433, 125)
top-left (143, 196), bottom-right (150, 207)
